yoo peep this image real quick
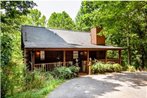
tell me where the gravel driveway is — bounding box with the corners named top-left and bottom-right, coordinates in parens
top-left (47, 72), bottom-right (147, 98)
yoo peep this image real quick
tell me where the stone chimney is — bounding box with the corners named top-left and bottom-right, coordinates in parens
top-left (91, 27), bottom-right (105, 45)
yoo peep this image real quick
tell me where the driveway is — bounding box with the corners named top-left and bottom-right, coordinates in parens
top-left (47, 72), bottom-right (147, 98)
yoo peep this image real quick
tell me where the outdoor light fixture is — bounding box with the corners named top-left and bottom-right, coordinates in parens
top-left (36, 51), bottom-right (40, 56)
top-left (80, 52), bottom-right (83, 55)
top-left (84, 51), bottom-right (87, 55)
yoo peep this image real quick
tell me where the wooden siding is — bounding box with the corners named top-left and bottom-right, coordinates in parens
top-left (97, 51), bottom-right (106, 59)
top-left (89, 51), bottom-right (106, 60)
top-left (35, 51), bottom-right (63, 63)
top-left (66, 51), bottom-right (73, 61)
top-left (24, 50), bottom-right (32, 70)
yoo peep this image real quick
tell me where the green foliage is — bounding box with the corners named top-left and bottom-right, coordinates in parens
top-left (51, 66), bottom-right (80, 79)
top-left (144, 67), bottom-right (147, 71)
top-left (7, 79), bottom-right (64, 98)
top-left (47, 11), bottom-right (75, 30)
top-left (6, 69), bottom-right (65, 98)
top-left (1, 1), bottom-right (36, 98)
top-left (1, 30), bottom-right (13, 66)
top-left (112, 63), bottom-right (123, 72)
top-left (1, 62), bottom-right (25, 97)
top-left (92, 62), bottom-right (123, 74)
top-left (1, 1), bottom-right (36, 18)
top-left (126, 65), bottom-right (136, 72)
top-left (75, 1), bottom-right (100, 31)
top-left (75, 1), bottom-right (147, 68)
top-left (24, 70), bottom-right (47, 90)
top-left (68, 66), bottom-right (80, 77)
top-left (22, 9), bottom-right (46, 27)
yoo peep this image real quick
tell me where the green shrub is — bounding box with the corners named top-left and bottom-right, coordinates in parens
top-left (92, 62), bottom-right (122, 74)
top-left (68, 66), bottom-right (80, 77)
top-left (126, 65), bottom-right (136, 72)
top-left (45, 72), bottom-right (55, 80)
top-left (51, 66), bottom-right (72, 79)
top-left (7, 79), bottom-right (64, 98)
top-left (112, 63), bottom-right (123, 72)
top-left (7, 69), bottom-right (64, 98)
top-left (144, 67), bottom-right (147, 71)
top-left (24, 69), bottom-right (47, 90)
top-left (1, 62), bottom-right (25, 98)
top-left (51, 66), bottom-right (80, 79)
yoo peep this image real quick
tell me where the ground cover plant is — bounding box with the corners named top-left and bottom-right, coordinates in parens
top-left (6, 65), bottom-right (80, 98)
top-left (92, 62), bottom-right (123, 74)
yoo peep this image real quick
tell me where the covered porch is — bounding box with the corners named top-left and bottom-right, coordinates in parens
top-left (24, 48), bottom-right (123, 73)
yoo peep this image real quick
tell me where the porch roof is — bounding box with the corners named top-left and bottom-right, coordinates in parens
top-left (21, 25), bottom-right (124, 50)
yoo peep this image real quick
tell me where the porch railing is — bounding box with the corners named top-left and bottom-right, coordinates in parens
top-left (34, 61), bottom-right (74, 71)
top-left (33, 59), bottom-right (120, 71)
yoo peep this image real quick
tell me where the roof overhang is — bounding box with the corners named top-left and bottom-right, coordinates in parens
top-left (24, 47), bottom-right (125, 51)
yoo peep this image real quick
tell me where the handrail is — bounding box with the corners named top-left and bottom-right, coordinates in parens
top-left (34, 61), bottom-right (74, 71)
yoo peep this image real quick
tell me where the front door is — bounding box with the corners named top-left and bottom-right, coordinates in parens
top-left (78, 51), bottom-right (87, 72)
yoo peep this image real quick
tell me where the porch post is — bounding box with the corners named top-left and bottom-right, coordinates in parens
top-left (87, 50), bottom-right (89, 74)
top-left (63, 50), bottom-right (66, 66)
top-left (87, 50), bottom-right (89, 63)
top-left (31, 50), bottom-right (35, 70)
top-left (105, 50), bottom-right (107, 63)
top-left (24, 49), bottom-right (27, 64)
top-left (119, 50), bottom-right (122, 64)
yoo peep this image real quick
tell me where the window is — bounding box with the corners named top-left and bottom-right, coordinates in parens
top-left (73, 51), bottom-right (78, 59)
top-left (40, 51), bottom-right (45, 60)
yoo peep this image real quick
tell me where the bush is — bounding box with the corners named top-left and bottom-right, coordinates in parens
top-left (1, 62), bottom-right (25, 98)
top-left (51, 66), bottom-right (72, 79)
top-left (112, 63), bottom-right (123, 72)
top-left (24, 69), bottom-right (47, 90)
top-left (51, 66), bottom-right (80, 79)
top-left (126, 65), bottom-right (136, 72)
top-left (144, 67), bottom-right (147, 71)
top-left (68, 66), bottom-right (80, 77)
top-left (7, 79), bottom-right (64, 98)
top-left (92, 62), bottom-right (122, 74)
top-left (24, 66), bottom-right (79, 90)
top-left (7, 69), bottom-right (64, 98)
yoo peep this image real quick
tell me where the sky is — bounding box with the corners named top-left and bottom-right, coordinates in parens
top-left (34, 0), bottom-right (82, 21)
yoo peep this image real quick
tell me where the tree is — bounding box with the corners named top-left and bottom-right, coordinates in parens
top-left (1, 1), bottom-right (36, 97)
top-left (75, 1), bottom-right (147, 68)
top-left (23, 9), bottom-right (46, 26)
top-left (47, 11), bottom-right (75, 30)
top-left (1, 1), bottom-right (36, 66)
top-left (75, 1), bottom-right (100, 31)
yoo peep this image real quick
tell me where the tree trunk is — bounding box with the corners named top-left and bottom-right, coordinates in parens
top-left (136, 23), bottom-right (146, 69)
top-left (140, 44), bottom-right (145, 69)
top-left (127, 35), bottom-right (131, 65)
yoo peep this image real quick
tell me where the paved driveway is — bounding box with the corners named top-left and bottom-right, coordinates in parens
top-left (47, 72), bottom-right (147, 98)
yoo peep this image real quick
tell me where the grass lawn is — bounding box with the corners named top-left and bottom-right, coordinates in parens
top-left (7, 79), bottom-right (65, 98)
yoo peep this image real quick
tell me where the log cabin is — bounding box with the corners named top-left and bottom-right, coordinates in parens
top-left (21, 25), bottom-right (124, 73)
